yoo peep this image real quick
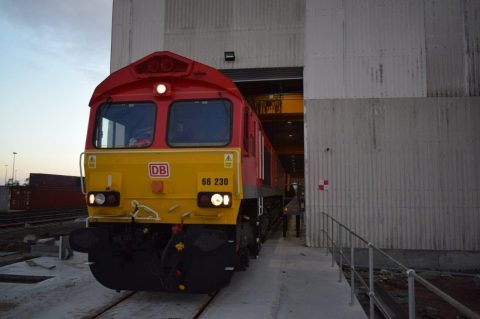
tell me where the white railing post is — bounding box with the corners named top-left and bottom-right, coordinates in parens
top-left (338, 223), bottom-right (342, 282)
top-left (331, 217), bottom-right (335, 267)
top-left (368, 243), bottom-right (375, 319)
top-left (350, 231), bottom-right (355, 306)
top-left (324, 213), bottom-right (329, 256)
top-left (407, 269), bottom-right (416, 319)
top-left (319, 212), bottom-right (479, 319)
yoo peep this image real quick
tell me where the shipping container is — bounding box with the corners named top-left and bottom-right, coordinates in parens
top-left (28, 187), bottom-right (85, 211)
top-left (9, 186), bottom-right (86, 211)
top-left (29, 173), bottom-right (82, 188)
top-left (9, 187), bottom-right (32, 210)
top-left (0, 186), bottom-right (11, 212)
top-left (8, 186), bottom-right (86, 211)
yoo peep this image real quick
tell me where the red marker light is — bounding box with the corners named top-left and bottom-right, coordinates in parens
top-left (160, 58), bottom-right (174, 72)
top-left (134, 54), bottom-right (191, 77)
top-left (106, 194), bottom-right (117, 205)
top-left (199, 194), bottom-right (210, 206)
top-left (147, 60), bottom-right (160, 73)
top-left (171, 224), bottom-right (183, 234)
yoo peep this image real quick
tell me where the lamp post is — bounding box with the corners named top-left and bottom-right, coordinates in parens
top-left (3, 165), bottom-right (7, 186)
top-left (11, 152), bottom-right (17, 185)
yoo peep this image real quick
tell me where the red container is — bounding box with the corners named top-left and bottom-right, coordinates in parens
top-left (9, 186), bottom-right (86, 211)
top-left (29, 173), bottom-right (82, 188)
top-left (9, 187), bottom-right (32, 210)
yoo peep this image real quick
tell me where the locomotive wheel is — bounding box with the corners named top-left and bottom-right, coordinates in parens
top-left (248, 237), bottom-right (261, 259)
top-left (247, 214), bottom-right (261, 258)
top-left (260, 210), bottom-right (270, 243)
top-left (236, 246), bottom-right (250, 271)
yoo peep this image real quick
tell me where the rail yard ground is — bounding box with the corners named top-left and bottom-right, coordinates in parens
top-left (0, 224), bottom-right (367, 319)
top-left (0, 215), bottom-right (478, 318)
top-left (0, 214), bottom-right (85, 267)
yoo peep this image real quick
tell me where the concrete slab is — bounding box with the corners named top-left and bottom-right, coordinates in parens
top-left (0, 254), bottom-right (129, 319)
top-left (200, 233), bottom-right (367, 319)
top-left (0, 231), bottom-right (367, 319)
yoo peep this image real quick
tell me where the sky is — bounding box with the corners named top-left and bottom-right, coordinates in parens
top-left (0, 0), bottom-right (113, 185)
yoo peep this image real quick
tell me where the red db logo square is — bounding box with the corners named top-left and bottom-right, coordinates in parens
top-left (149, 162), bottom-right (170, 178)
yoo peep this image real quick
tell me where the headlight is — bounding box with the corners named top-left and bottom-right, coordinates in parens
top-left (87, 191), bottom-right (120, 207)
top-left (211, 194), bottom-right (223, 206)
top-left (197, 192), bottom-right (232, 208)
top-left (95, 193), bottom-right (106, 205)
top-left (156, 83), bottom-right (167, 94)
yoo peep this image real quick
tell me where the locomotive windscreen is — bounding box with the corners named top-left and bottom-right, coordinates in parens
top-left (167, 99), bottom-right (232, 147)
top-left (93, 102), bottom-right (156, 148)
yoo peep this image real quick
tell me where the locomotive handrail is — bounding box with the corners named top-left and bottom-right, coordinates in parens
top-left (82, 149), bottom-right (241, 195)
top-left (320, 211), bottom-right (480, 319)
top-left (79, 152), bottom-right (86, 195)
top-left (131, 200), bottom-right (160, 220)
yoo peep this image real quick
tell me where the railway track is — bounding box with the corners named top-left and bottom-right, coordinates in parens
top-left (0, 209), bottom-right (86, 229)
top-left (90, 290), bottom-right (219, 319)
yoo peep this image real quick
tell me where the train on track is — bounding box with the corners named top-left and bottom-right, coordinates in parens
top-left (70, 51), bottom-right (285, 293)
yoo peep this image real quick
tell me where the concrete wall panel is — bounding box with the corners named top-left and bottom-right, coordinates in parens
top-left (164, 0), bottom-right (304, 69)
top-left (111, 0), bottom-right (166, 72)
top-left (305, 0), bottom-right (426, 99)
top-left (304, 97), bottom-right (480, 250)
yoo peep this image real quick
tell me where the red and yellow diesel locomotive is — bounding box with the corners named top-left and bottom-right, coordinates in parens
top-left (70, 51), bottom-right (285, 293)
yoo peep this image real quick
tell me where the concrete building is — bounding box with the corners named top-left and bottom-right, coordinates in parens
top-left (109, 0), bottom-right (480, 263)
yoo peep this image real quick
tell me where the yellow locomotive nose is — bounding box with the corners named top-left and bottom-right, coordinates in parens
top-left (83, 149), bottom-right (240, 226)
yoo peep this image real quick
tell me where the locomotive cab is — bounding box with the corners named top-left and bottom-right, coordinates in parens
top-left (70, 52), bottom-right (285, 293)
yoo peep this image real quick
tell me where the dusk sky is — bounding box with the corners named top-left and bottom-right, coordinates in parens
top-left (0, 0), bottom-right (112, 185)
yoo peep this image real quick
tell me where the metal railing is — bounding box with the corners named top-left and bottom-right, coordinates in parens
top-left (320, 211), bottom-right (480, 319)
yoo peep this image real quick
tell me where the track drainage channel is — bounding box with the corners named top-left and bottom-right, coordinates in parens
top-left (0, 274), bottom-right (54, 284)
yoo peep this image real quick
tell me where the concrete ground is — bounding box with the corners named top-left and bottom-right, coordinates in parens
top-left (0, 254), bottom-right (130, 319)
top-left (0, 231), bottom-right (367, 319)
top-left (201, 233), bottom-right (367, 319)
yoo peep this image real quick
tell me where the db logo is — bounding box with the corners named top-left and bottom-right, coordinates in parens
top-left (149, 162), bottom-right (170, 178)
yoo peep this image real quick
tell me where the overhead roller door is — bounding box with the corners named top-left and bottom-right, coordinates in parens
top-left (220, 67), bottom-right (303, 83)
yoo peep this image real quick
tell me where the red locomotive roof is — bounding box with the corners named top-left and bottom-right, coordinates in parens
top-left (89, 51), bottom-right (243, 106)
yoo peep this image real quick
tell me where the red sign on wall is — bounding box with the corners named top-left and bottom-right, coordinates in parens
top-left (149, 162), bottom-right (170, 178)
top-left (318, 179), bottom-right (329, 191)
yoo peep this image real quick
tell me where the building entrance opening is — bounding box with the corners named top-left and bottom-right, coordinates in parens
top-left (221, 68), bottom-right (304, 195)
